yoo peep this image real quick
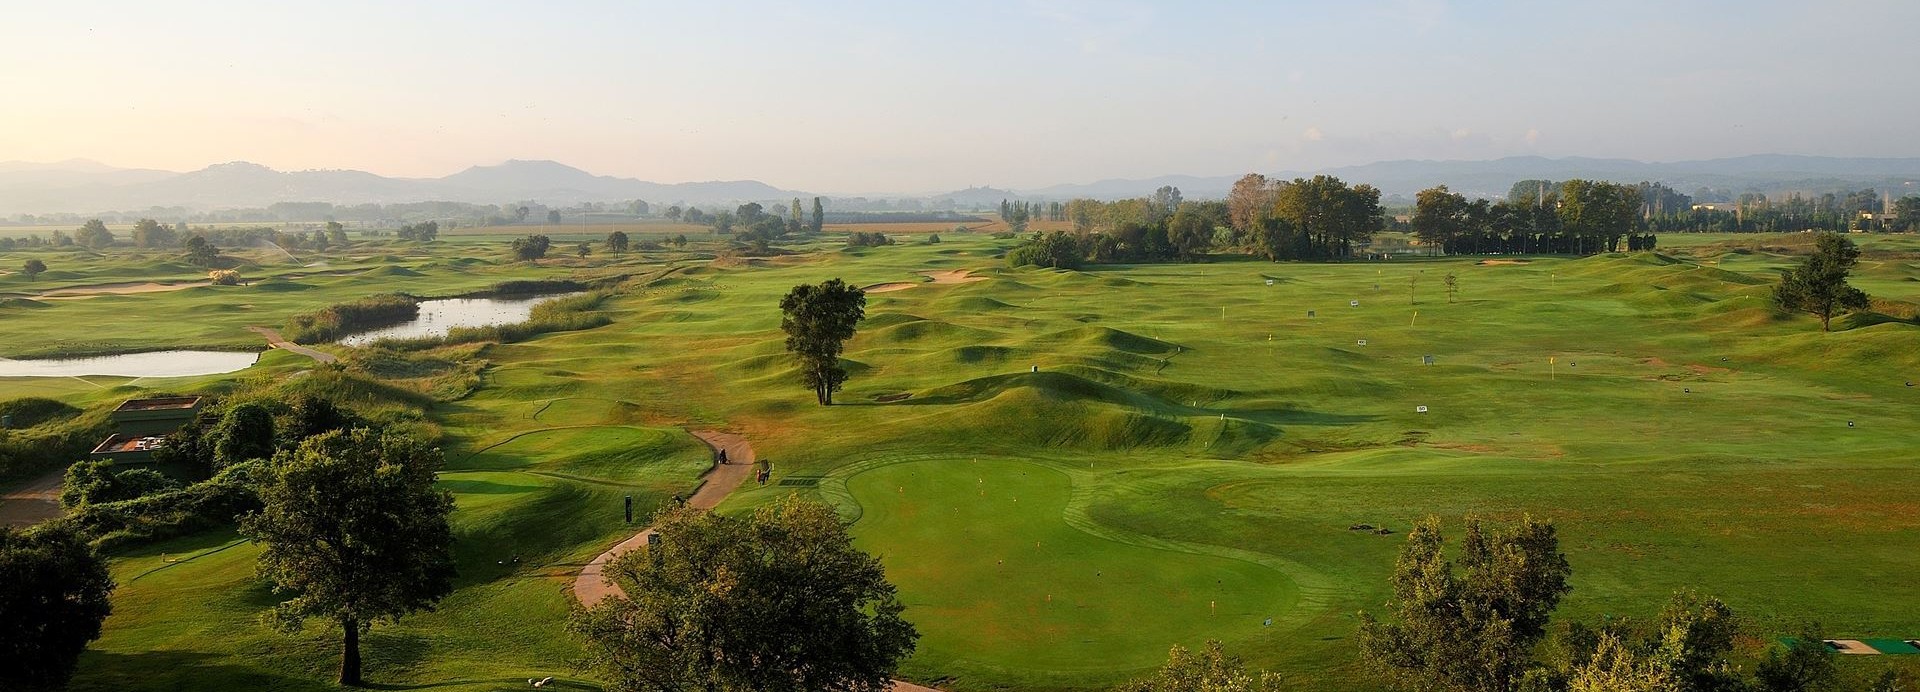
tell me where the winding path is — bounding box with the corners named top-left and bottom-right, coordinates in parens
top-left (0, 467), bottom-right (66, 528)
top-left (569, 430), bottom-right (940, 692)
top-left (245, 326), bottom-right (338, 364)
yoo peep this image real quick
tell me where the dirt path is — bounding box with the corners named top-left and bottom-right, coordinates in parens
top-left (573, 430), bottom-right (755, 607)
top-left (245, 326), bottom-right (338, 364)
top-left (0, 467), bottom-right (68, 528)
top-left (571, 430), bottom-right (939, 692)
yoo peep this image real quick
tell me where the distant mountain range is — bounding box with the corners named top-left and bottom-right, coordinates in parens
top-left (4, 155), bottom-right (1918, 215)
top-left (0, 159), bottom-right (800, 215)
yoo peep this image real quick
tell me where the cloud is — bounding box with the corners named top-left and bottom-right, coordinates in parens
top-left (1303, 126), bottom-right (1324, 142)
top-left (1524, 128), bottom-right (1542, 145)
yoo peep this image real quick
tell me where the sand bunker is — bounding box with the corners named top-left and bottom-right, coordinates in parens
top-left (35, 280), bottom-right (212, 299)
top-left (864, 269), bottom-right (988, 294)
top-left (1477, 259), bottom-right (1532, 266)
top-left (920, 269), bottom-right (987, 284)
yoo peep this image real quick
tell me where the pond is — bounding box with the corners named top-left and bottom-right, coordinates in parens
top-left (337, 293), bottom-right (580, 345)
top-left (0, 350), bottom-right (260, 378)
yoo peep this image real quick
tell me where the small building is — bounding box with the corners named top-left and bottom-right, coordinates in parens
top-left (91, 397), bottom-right (203, 462)
top-left (109, 397), bottom-right (202, 437)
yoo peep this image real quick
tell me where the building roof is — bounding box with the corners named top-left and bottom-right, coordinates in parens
top-left (112, 397), bottom-right (202, 413)
top-left (91, 433), bottom-right (170, 455)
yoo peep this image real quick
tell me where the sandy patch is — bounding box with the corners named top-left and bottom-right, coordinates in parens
top-left (35, 280), bottom-right (211, 299)
top-left (919, 269), bottom-right (987, 284)
top-left (863, 269), bottom-right (987, 294)
top-left (1477, 259), bottom-right (1532, 266)
top-left (1828, 640), bottom-right (1879, 655)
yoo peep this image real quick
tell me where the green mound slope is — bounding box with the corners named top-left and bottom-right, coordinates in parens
top-left (848, 458), bottom-right (1297, 684)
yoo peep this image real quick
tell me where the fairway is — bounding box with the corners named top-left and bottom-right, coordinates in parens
top-left (4, 231), bottom-right (1919, 690)
top-left (846, 458), bottom-right (1296, 681)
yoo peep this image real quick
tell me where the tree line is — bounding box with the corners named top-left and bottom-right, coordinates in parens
top-left (1413, 180), bottom-right (1659, 256)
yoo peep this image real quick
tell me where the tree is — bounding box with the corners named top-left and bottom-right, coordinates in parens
top-left (1893, 196), bottom-right (1920, 232)
top-left (0, 524), bottom-right (115, 692)
top-left (74, 219), bottom-right (114, 248)
top-left (605, 230), bottom-right (630, 253)
top-left (779, 279), bottom-right (867, 405)
top-left (1444, 273), bottom-right (1458, 303)
top-left (629, 199), bottom-right (650, 216)
top-left (670, 234), bottom-right (687, 248)
top-left (326, 221), bottom-right (348, 245)
top-left (209, 402), bottom-right (276, 470)
top-left (1413, 185), bottom-right (1470, 254)
top-left (571, 497), bottom-right (916, 692)
top-left (511, 234), bottom-right (552, 262)
top-left (1755, 623), bottom-right (1840, 692)
top-left (665, 205), bottom-right (683, 221)
top-left (240, 429), bottom-right (456, 687)
top-left (183, 236), bottom-right (221, 267)
top-left (1773, 233), bottom-right (1870, 331)
top-left (811, 196), bottom-right (825, 233)
top-left (397, 221), bottom-right (438, 242)
top-left (1357, 515), bottom-right (1572, 692)
top-left (1117, 640), bottom-right (1285, 692)
top-left (736, 202), bottom-right (765, 225)
top-left (1227, 173), bottom-right (1279, 238)
top-left (131, 218), bottom-right (177, 248)
top-left (576, 242), bottom-right (591, 258)
top-left (20, 258), bottom-right (46, 279)
top-left (547, 209), bottom-right (563, 225)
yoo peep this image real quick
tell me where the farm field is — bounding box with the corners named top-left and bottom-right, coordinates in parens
top-left (3, 230), bottom-right (1918, 689)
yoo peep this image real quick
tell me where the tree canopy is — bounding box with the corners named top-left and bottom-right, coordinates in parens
top-left (0, 524), bottom-right (115, 692)
top-left (1117, 640), bottom-right (1285, 692)
top-left (571, 497), bottom-right (917, 692)
top-left (1773, 233), bottom-right (1870, 331)
top-left (21, 258), bottom-right (46, 278)
top-left (1357, 515), bottom-right (1572, 692)
top-left (779, 279), bottom-right (867, 405)
top-left (511, 233), bottom-right (552, 262)
top-left (239, 428), bottom-right (456, 687)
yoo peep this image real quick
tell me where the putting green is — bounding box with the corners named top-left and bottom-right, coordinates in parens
top-left (846, 458), bottom-right (1297, 680)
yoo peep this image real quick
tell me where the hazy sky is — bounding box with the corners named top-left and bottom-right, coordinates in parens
top-left (2, 0), bottom-right (1916, 192)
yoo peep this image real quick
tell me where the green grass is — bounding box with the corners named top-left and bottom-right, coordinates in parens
top-left (4, 230), bottom-right (1918, 689)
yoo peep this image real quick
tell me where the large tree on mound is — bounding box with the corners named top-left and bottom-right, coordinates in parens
top-left (0, 524), bottom-right (115, 692)
top-left (1357, 515), bottom-right (1571, 692)
top-left (240, 428), bottom-right (456, 687)
top-left (571, 497), bottom-right (917, 692)
top-left (779, 279), bottom-right (866, 405)
top-left (1773, 233), bottom-right (1870, 332)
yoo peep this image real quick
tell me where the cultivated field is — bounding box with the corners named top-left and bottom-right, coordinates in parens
top-left (2, 232), bottom-right (1918, 689)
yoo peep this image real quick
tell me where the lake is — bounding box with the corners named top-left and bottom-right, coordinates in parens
top-left (337, 293), bottom-right (579, 345)
top-left (0, 350), bottom-right (260, 378)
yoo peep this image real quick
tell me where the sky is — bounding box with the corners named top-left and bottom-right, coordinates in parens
top-left (1, 0), bottom-right (1916, 193)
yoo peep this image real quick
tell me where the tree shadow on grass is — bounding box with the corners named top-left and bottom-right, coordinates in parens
top-left (73, 649), bottom-right (340, 692)
top-left (365, 678), bottom-right (600, 691)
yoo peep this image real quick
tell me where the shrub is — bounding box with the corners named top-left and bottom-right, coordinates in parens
top-left (63, 460), bottom-right (267, 550)
top-left (846, 232), bottom-right (894, 247)
top-left (284, 293), bottom-right (419, 343)
top-left (488, 279), bottom-right (584, 295)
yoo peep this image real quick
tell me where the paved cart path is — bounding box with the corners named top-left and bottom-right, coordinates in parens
top-left (570, 430), bottom-right (939, 692)
top-left (246, 326), bottom-right (338, 364)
